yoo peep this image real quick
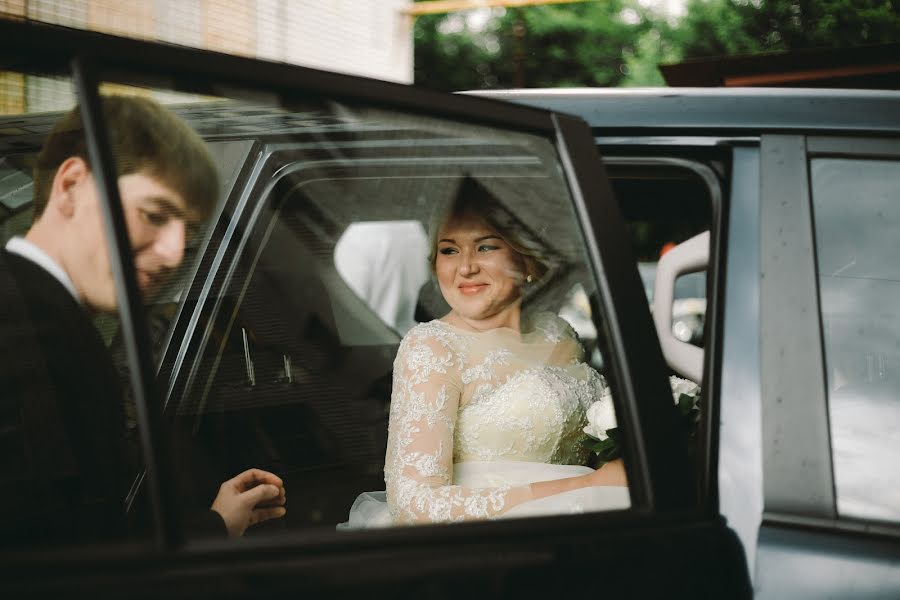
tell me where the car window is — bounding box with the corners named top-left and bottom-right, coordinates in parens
top-left (115, 84), bottom-right (648, 538)
top-left (612, 162), bottom-right (713, 350)
top-left (559, 161), bottom-right (714, 373)
top-left (811, 156), bottom-right (900, 523)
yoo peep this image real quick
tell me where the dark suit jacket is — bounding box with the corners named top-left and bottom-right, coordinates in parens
top-left (0, 249), bottom-right (222, 546)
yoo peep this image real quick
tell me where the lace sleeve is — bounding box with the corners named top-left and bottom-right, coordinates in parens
top-left (384, 325), bottom-right (532, 524)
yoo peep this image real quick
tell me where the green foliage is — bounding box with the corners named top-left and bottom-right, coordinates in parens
top-left (414, 0), bottom-right (658, 91)
top-left (581, 428), bottom-right (623, 464)
top-left (582, 391), bottom-right (701, 466)
top-left (414, 11), bottom-right (504, 91)
top-left (511, 1), bottom-right (654, 87)
top-left (414, 0), bottom-right (900, 90)
top-left (674, 0), bottom-right (900, 59)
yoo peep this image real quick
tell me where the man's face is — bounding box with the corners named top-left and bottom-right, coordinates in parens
top-left (65, 167), bottom-right (196, 314)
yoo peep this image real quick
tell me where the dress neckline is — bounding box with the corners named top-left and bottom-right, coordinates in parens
top-left (435, 313), bottom-right (555, 343)
top-left (437, 318), bottom-right (519, 337)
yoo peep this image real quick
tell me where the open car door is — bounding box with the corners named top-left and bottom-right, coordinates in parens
top-left (0, 20), bottom-right (749, 598)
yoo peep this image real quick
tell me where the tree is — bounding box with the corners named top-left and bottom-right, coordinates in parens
top-left (674, 0), bottom-right (900, 59)
top-left (414, 1), bottom-right (657, 91)
top-left (414, 9), bottom-right (504, 91)
top-left (413, 0), bottom-right (900, 90)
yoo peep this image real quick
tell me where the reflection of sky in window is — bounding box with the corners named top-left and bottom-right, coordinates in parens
top-left (813, 159), bottom-right (900, 281)
top-left (812, 157), bottom-right (900, 523)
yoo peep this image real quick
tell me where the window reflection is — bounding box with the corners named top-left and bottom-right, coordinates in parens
top-left (812, 157), bottom-right (900, 523)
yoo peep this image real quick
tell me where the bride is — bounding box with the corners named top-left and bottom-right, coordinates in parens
top-left (341, 177), bottom-right (628, 529)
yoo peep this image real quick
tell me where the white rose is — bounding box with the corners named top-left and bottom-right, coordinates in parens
top-left (584, 389), bottom-right (617, 441)
top-left (585, 378), bottom-right (699, 442)
top-left (669, 376), bottom-right (699, 404)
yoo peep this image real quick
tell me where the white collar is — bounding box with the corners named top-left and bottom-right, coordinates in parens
top-left (5, 236), bottom-right (81, 305)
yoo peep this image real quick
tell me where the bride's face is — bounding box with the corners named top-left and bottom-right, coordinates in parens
top-left (435, 213), bottom-right (527, 328)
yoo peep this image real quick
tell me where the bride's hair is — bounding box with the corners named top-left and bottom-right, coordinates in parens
top-left (426, 176), bottom-right (549, 284)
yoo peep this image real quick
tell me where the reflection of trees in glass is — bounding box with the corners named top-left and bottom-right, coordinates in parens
top-left (413, 0), bottom-right (900, 91)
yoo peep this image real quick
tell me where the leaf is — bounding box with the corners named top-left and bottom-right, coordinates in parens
top-left (580, 437), bottom-right (607, 453)
top-left (581, 430), bottom-right (622, 462)
top-left (596, 442), bottom-right (621, 462)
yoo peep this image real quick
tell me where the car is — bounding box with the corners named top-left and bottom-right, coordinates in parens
top-left (1, 19), bottom-right (897, 598)
top-left (473, 87), bottom-right (900, 598)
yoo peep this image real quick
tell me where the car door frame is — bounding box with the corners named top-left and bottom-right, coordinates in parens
top-left (0, 19), bottom-right (748, 597)
top-left (758, 133), bottom-right (900, 599)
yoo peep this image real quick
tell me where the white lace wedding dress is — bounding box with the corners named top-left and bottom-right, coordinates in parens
top-left (339, 312), bottom-right (629, 529)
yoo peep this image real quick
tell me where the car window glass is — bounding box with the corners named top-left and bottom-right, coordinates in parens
top-left (811, 157), bottom-right (900, 523)
top-left (0, 154), bottom-right (34, 240)
top-left (102, 81), bottom-right (643, 539)
top-left (0, 75), bottom-right (155, 549)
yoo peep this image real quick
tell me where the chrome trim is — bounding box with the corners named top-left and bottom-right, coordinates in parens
top-left (598, 136), bottom-right (759, 147)
top-left (164, 147), bottom-right (271, 409)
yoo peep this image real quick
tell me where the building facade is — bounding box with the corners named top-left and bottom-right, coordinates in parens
top-left (0, 0), bottom-right (414, 113)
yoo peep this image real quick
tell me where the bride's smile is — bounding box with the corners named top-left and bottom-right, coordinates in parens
top-left (458, 282), bottom-right (488, 295)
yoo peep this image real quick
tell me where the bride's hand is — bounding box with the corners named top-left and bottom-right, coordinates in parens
top-left (586, 458), bottom-right (627, 487)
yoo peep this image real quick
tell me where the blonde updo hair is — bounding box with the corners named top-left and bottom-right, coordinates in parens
top-left (427, 176), bottom-right (549, 284)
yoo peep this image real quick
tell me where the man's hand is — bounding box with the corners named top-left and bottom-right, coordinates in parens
top-left (211, 468), bottom-right (287, 537)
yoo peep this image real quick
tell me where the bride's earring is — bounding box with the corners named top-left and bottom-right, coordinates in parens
top-left (526, 274), bottom-right (533, 284)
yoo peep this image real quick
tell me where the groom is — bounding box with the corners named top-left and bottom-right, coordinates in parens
top-left (0, 95), bottom-right (285, 544)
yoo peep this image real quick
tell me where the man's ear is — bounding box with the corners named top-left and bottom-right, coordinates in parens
top-left (48, 157), bottom-right (90, 218)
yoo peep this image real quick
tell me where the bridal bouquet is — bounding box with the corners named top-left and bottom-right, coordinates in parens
top-left (582, 376), bottom-right (701, 464)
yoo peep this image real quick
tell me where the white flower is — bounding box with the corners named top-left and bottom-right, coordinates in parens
top-left (584, 388), bottom-right (616, 441)
top-left (584, 377), bottom-right (700, 442)
top-left (669, 376), bottom-right (700, 404)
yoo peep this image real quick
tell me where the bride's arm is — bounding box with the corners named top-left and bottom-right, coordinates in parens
top-left (530, 459), bottom-right (627, 501)
top-left (384, 329), bottom-right (535, 524)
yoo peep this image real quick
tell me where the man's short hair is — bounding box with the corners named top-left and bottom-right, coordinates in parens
top-left (32, 95), bottom-right (219, 220)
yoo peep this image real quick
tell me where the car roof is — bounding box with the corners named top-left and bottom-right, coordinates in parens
top-left (466, 87), bottom-right (900, 134)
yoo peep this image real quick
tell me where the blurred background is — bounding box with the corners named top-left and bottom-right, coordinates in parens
top-left (2, 0), bottom-right (899, 114)
top-left (412, 0), bottom-right (899, 90)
